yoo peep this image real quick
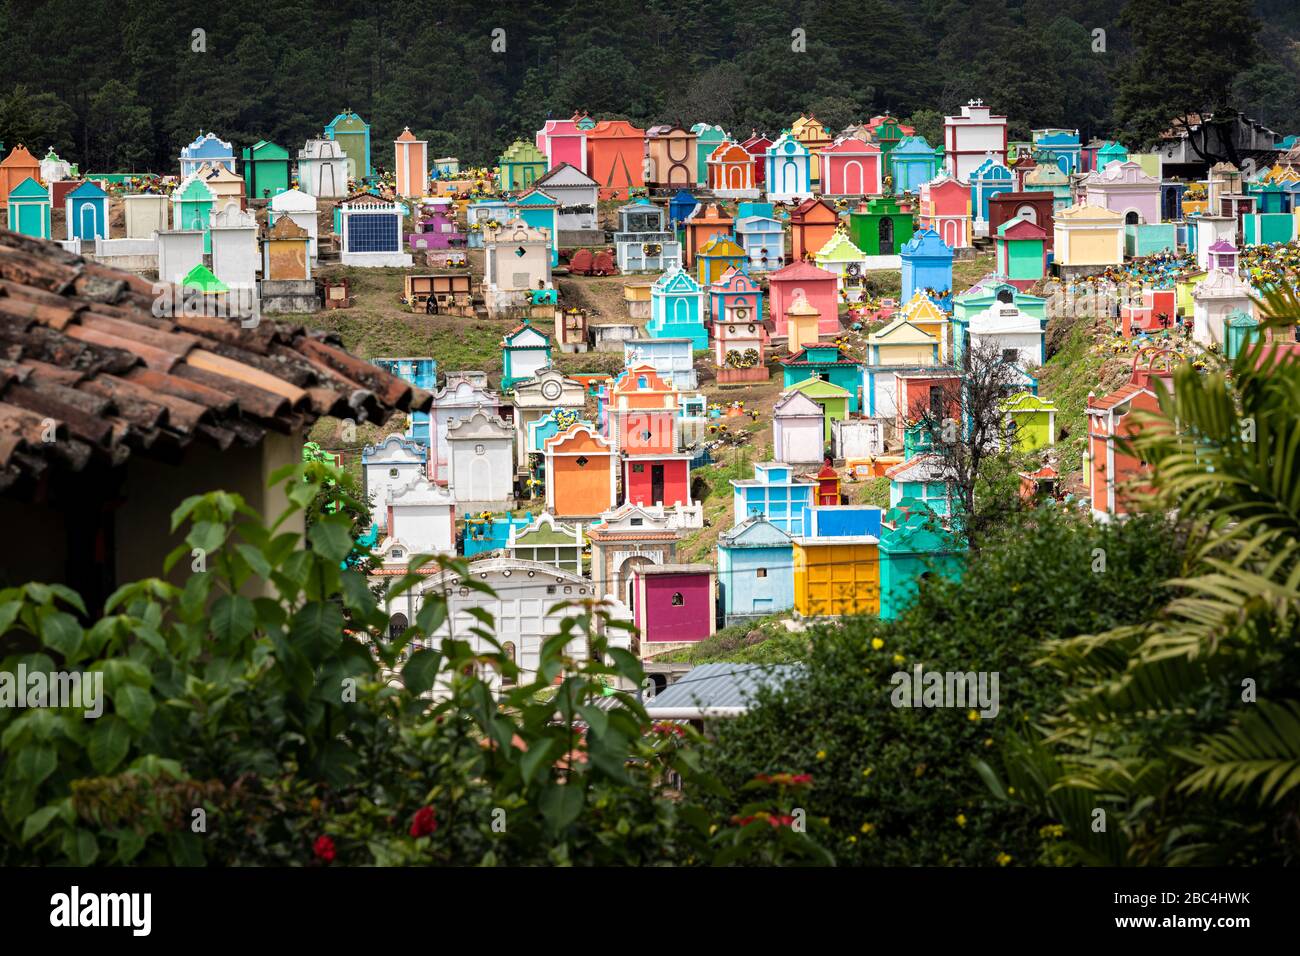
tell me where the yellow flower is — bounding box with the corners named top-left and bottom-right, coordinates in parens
top-left (955, 813), bottom-right (967, 828)
top-left (983, 737), bottom-right (994, 748)
top-left (968, 710), bottom-right (980, 721)
top-left (860, 822), bottom-right (875, 834)
top-left (871, 637), bottom-right (884, 650)
top-left (862, 767), bottom-right (873, 778)
top-left (816, 749), bottom-right (827, 761)
top-left (892, 653), bottom-right (906, 665)
top-left (709, 824), bottom-right (718, 835)
top-left (847, 835), bottom-right (858, 844)
top-left (996, 852), bottom-right (1013, 867)
top-left (1008, 786), bottom-right (1016, 795)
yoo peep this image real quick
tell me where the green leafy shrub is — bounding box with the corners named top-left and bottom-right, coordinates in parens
top-left (0, 462), bottom-right (829, 866)
top-left (987, 323), bottom-right (1300, 865)
top-left (699, 506), bottom-right (1184, 865)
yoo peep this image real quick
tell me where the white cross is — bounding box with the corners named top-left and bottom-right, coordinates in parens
top-left (968, 98), bottom-right (984, 107)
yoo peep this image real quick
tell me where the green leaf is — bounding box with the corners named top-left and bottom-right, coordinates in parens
top-left (340, 570), bottom-right (377, 616)
top-left (170, 494), bottom-right (206, 532)
top-left (415, 596), bottom-right (447, 635)
top-left (23, 583), bottom-right (53, 605)
top-left (971, 757), bottom-right (1009, 801)
top-left (288, 603), bottom-right (344, 663)
top-left (115, 828), bottom-right (146, 864)
top-left (607, 647), bottom-right (644, 681)
top-left (0, 599), bottom-right (22, 634)
top-left (130, 622), bottom-right (168, 656)
top-left (276, 550), bottom-right (315, 593)
top-left (63, 828), bottom-right (99, 866)
top-left (168, 831), bottom-right (205, 867)
top-left (236, 543), bottom-right (273, 580)
top-left (45, 585), bottom-right (88, 616)
top-left (309, 518), bottom-right (356, 564)
top-left (187, 520), bottom-right (227, 554)
top-left (521, 738), bottom-right (558, 785)
top-left (2, 784), bottom-right (35, 827)
top-left (577, 704), bottom-right (609, 738)
top-left (114, 684), bottom-right (156, 732)
top-left (16, 745), bottom-right (57, 787)
top-left (210, 594), bottom-right (257, 646)
top-left (402, 649), bottom-right (442, 697)
top-left (464, 606), bottom-right (495, 629)
top-left (21, 805), bottom-right (61, 843)
top-left (540, 782), bottom-right (584, 831)
top-left (38, 610), bottom-right (82, 660)
top-left (88, 715), bottom-right (131, 774)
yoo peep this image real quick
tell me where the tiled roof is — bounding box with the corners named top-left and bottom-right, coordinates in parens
top-left (0, 230), bottom-right (431, 491)
top-left (1086, 382), bottom-right (1147, 411)
top-left (767, 260), bottom-right (838, 282)
top-left (780, 346), bottom-right (860, 367)
top-left (885, 453), bottom-right (947, 481)
top-left (583, 529), bottom-right (677, 542)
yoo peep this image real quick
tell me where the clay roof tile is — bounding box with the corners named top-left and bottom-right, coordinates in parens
top-left (0, 228), bottom-right (423, 488)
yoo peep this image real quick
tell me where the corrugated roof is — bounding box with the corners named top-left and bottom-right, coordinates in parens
top-left (0, 229), bottom-right (431, 492)
top-left (646, 662), bottom-right (800, 716)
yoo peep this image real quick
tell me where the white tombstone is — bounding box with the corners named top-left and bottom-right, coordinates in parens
top-left (772, 389), bottom-right (826, 464)
top-left (446, 410), bottom-right (515, 512)
top-left (832, 418), bottom-right (887, 460)
top-left (387, 559), bottom-right (633, 697)
top-left (156, 230), bottom-right (206, 287)
top-left (39, 149), bottom-right (73, 183)
top-left (385, 475), bottom-right (455, 557)
top-left (1194, 217), bottom-right (1238, 272)
top-left (209, 201), bottom-right (260, 292)
top-left (124, 194), bottom-right (170, 239)
top-left (269, 188), bottom-right (320, 257)
top-left (298, 139), bottom-right (350, 199)
top-left (1192, 269), bottom-right (1255, 348)
top-left (428, 378), bottom-right (500, 484)
top-left (362, 435), bottom-right (428, 518)
top-left (484, 219), bottom-right (551, 293)
top-left (968, 302), bottom-right (1045, 369)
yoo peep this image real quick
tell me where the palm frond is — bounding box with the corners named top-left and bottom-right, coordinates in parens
top-left (1174, 700), bottom-right (1300, 806)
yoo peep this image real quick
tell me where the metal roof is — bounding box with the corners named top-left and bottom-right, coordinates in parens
top-left (645, 662), bottom-right (800, 718)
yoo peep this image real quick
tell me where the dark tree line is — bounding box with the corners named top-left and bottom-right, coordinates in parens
top-left (0, 0), bottom-right (1282, 174)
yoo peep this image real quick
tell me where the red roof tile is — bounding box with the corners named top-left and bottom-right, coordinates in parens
top-left (0, 229), bottom-right (430, 492)
top-left (767, 260), bottom-right (838, 282)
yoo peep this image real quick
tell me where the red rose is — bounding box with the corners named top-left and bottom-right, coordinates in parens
top-left (313, 835), bottom-right (335, 862)
top-left (409, 806), bottom-right (438, 838)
